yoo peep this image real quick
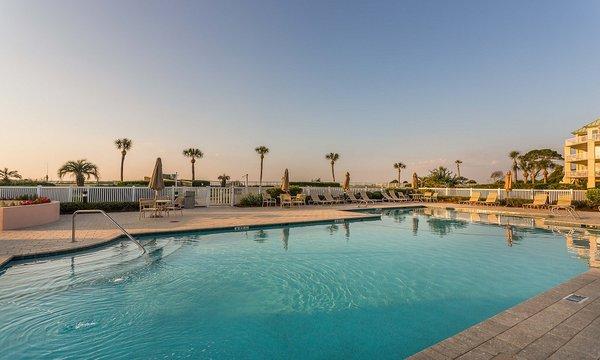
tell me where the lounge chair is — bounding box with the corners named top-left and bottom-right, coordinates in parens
top-left (324, 193), bottom-right (343, 204)
top-left (346, 192), bottom-right (368, 205)
top-left (280, 194), bottom-right (293, 207)
top-left (523, 194), bottom-right (549, 209)
top-left (309, 194), bottom-right (331, 205)
top-left (262, 193), bottom-right (277, 207)
top-left (478, 192), bottom-right (500, 206)
top-left (550, 195), bottom-right (579, 218)
top-left (359, 192), bottom-right (378, 203)
top-left (390, 191), bottom-right (411, 202)
top-left (381, 191), bottom-right (396, 202)
top-left (459, 192), bottom-right (481, 205)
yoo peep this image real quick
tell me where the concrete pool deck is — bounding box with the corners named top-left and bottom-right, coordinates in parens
top-left (1, 201), bottom-right (600, 358)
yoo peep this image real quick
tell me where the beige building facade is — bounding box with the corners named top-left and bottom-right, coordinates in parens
top-left (563, 119), bottom-right (600, 188)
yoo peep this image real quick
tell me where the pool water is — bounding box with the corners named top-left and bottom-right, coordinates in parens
top-left (0, 209), bottom-right (593, 359)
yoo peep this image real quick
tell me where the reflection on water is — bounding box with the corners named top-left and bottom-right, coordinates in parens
top-left (402, 207), bottom-right (599, 267)
top-left (254, 229), bottom-right (268, 242)
top-left (282, 227), bottom-right (289, 251)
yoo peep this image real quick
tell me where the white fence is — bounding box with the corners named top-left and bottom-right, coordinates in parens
top-left (421, 187), bottom-right (587, 203)
top-left (0, 185), bottom-right (382, 207)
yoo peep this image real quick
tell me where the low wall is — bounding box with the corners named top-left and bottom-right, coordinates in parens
top-left (0, 201), bottom-right (60, 230)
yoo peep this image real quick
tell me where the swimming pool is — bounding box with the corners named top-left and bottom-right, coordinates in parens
top-left (0, 208), bottom-right (594, 359)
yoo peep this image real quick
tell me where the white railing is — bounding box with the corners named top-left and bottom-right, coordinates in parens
top-left (565, 154), bottom-right (587, 162)
top-left (421, 187), bottom-right (587, 203)
top-left (566, 135), bottom-right (587, 145)
top-left (0, 185), bottom-right (384, 207)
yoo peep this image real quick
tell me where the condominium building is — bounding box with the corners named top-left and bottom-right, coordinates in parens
top-left (563, 119), bottom-right (600, 188)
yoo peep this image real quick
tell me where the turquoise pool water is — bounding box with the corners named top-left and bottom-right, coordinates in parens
top-left (0, 209), bottom-right (593, 359)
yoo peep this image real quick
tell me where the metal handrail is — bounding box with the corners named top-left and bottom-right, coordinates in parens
top-left (72, 209), bottom-right (146, 253)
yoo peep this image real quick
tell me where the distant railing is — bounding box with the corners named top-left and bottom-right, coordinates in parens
top-left (420, 187), bottom-right (587, 203)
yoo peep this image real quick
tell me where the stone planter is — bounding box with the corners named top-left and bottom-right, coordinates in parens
top-left (0, 201), bottom-right (60, 230)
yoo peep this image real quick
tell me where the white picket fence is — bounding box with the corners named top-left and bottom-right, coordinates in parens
top-left (421, 187), bottom-right (587, 203)
top-left (0, 185), bottom-right (382, 207)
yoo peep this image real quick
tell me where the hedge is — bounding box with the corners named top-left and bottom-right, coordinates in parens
top-left (60, 202), bottom-right (139, 214)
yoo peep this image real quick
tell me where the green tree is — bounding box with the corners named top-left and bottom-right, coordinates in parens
top-left (509, 150), bottom-right (520, 181)
top-left (393, 162), bottom-right (406, 183)
top-left (490, 170), bottom-right (504, 183)
top-left (57, 160), bottom-right (99, 186)
top-left (518, 156), bottom-right (533, 184)
top-left (521, 149), bottom-right (563, 184)
top-left (325, 153), bottom-right (340, 182)
top-left (0, 168), bottom-right (22, 183)
top-left (114, 138), bottom-right (133, 182)
top-left (183, 148), bottom-right (203, 182)
top-left (218, 174), bottom-right (230, 187)
top-left (422, 166), bottom-right (459, 187)
top-left (255, 146), bottom-right (269, 188)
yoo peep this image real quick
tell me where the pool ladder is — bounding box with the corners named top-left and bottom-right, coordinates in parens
top-left (71, 210), bottom-right (146, 254)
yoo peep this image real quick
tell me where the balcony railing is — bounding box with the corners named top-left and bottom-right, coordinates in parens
top-left (565, 154), bottom-right (587, 162)
top-left (569, 171), bottom-right (588, 178)
top-left (566, 135), bottom-right (587, 145)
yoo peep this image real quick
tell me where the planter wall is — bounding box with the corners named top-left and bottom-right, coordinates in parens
top-left (0, 201), bottom-right (60, 230)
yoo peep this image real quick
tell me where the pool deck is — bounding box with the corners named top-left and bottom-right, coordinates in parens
top-left (2, 201), bottom-right (600, 358)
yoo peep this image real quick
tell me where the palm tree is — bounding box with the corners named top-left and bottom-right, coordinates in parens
top-left (114, 138), bottom-right (133, 182)
top-left (255, 146), bottom-right (269, 188)
top-left (218, 174), bottom-right (230, 187)
top-left (509, 151), bottom-right (520, 181)
top-left (518, 156), bottom-right (531, 183)
top-left (182, 148), bottom-right (203, 182)
top-left (57, 160), bottom-right (99, 186)
top-left (393, 162), bottom-right (406, 183)
top-left (537, 159), bottom-right (555, 183)
top-left (454, 160), bottom-right (463, 178)
top-left (325, 153), bottom-right (340, 182)
top-left (0, 168), bottom-right (22, 183)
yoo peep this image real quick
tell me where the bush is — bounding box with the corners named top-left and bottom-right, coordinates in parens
top-left (60, 201), bottom-right (139, 214)
top-left (113, 180), bottom-right (210, 187)
top-left (266, 186), bottom-right (302, 199)
top-left (366, 191), bottom-right (383, 200)
top-left (0, 180), bottom-right (55, 186)
top-left (238, 194), bottom-right (262, 207)
top-left (586, 189), bottom-right (600, 206)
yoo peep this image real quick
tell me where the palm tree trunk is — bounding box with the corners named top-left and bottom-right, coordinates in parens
top-left (397, 170), bottom-right (401, 184)
top-left (456, 166), bottom-right (461, 178)
top-left (120, 153), bottom-right (125, 182)
top-left (331, 162), bottom-right (335, 182)
top-left (543, 169), bottom-right (548, 183)
top-left (191, 160), bottom-right (196, 182)
top-left (259, 156), bottom-right (264, 187)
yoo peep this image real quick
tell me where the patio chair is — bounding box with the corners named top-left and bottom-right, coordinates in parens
top-left (459, 192), bottom-right (481, 205)
top-left (478, 192), bottom-right (500, 206)
top-left (139, 198), bottom-right (158, 219)
top-left (262, 193), bottom-right (277, 207)
top-left (549, 195), bottom-right (579, 219)
top-left (423, 192), bottom-right (439, 202)
top-left (308, 194), bottom-right (327, 205)
top-left (166, 196), bottom-right (185, 216)
top-left (280, 193), bottom-right (293, 207)
top-left (359, 192), bottom-right (378, 204)
top-left (324, 193), bottom-right (343, 204)
top-left (523, 194), bottom-right (549, 209)
top-left (381, 191), bottom-right (396, 202)
top-left (292, 194), bottom-right (306, 206)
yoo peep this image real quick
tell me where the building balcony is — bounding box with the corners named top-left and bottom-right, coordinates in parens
top-left (565, 154), bottom-right (588, 162)
top-left (569, 171), bottom-right (588, 178)
top-left (566, 136), bottom-right (588, 145)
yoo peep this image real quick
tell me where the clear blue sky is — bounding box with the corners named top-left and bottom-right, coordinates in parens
top-left (1, 0), bottom-right (599, 182)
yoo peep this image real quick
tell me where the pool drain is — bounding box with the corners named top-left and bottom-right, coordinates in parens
top-left (564, 294), bottom-right (588, 303)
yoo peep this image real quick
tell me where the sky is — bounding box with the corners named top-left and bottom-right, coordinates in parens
top-left (1, 0), bottom-right (600, 184)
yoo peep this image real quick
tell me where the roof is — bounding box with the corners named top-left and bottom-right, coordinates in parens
top-left (572, 118), bottom-right (600, 135)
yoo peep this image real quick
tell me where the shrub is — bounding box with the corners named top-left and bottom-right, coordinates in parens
top-left (113, 180), bottom-right (210, 187)
top-left (366, 191), bottom-right (383, 200)
top-left (238, 194), bottom-right (262, 207)
top-left (60, 201), bottom-right (139, 214)
top-left (586, 189), bottom-right (600, 206)
top-left (266, 186), bottom-right (302, 199)
top-left (289, 181), bottom-right (340, 187)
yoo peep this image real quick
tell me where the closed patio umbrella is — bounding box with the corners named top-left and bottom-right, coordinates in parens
top-left (281, 168), bottom-right (290, 193)
top-left (149, 157), bottom-right (165, 199)
top-left (412, 173), bottom-right (419, 189)
top-left (342, 172), bottom-right (350, 191)
top-left (504, 171), bottom-right (512, 193)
